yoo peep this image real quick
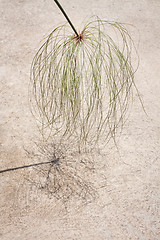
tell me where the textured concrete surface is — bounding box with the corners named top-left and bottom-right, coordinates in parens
top-left (0, 0), bottom-right (160, 239)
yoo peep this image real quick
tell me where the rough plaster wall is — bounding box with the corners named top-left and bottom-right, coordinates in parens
top-left (0, 0), bottom-right (160, 239)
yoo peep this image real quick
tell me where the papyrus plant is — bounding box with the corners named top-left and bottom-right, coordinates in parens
top-left (30, 0), bottom-right (140, 147)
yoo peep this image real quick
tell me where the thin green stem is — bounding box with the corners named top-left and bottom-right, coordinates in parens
top-left (54, 0), bottom-right (79, 36)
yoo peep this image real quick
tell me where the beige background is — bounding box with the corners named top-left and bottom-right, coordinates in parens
top-left (0, 0), bottom-right (160, 239)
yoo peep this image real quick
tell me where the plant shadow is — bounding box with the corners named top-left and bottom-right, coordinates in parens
top-left (25, 140), bottom-right (98, 206)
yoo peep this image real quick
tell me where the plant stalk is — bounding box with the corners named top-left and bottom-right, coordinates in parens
top-left (54, 0), bottom-right (79, 36)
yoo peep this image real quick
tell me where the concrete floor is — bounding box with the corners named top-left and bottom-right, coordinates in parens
top-left (0, 0), bottom-right (160, 239)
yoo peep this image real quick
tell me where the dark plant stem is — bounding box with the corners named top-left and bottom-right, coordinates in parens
top-left (0, 158), bottom-right (59, 174)
top-left (54, 0), bottom-right (79, 36)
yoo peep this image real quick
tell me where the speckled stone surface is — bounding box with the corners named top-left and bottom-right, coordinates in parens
top-left (0, 0), bottom-right (160, 239)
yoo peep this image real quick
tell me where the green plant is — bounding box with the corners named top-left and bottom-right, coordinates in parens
top-left (30, 0), bottom-right (140, 148)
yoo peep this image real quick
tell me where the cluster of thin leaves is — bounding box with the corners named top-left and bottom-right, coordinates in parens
top-left (30, 16), bottom-right (139, 147)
